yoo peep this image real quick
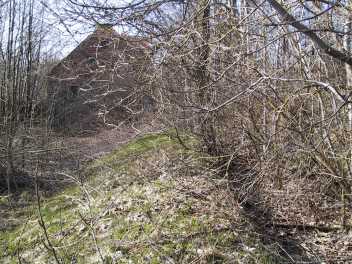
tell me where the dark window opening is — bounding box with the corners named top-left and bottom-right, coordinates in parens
top-left (87, 57), bottom-right (96, 65)
top-left (100, 39), bottom-right (111, 47)
top-left (70, 86), bottom-right (79, 97)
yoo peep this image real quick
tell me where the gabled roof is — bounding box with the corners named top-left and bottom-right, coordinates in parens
top-left (48, 25), bottom-right (151, 78)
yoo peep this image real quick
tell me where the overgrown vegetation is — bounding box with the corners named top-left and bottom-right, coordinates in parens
top-left (1, 133), bottom-right (288, 263)
top-left (1, 0), bottom-right (352, 263)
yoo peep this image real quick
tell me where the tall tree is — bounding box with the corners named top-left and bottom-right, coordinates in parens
top-left (0, 0), bottom-right (45, 194)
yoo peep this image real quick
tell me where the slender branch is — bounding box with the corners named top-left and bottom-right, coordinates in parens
top-left (254, 0), bottom-right (352, 66)
top-left (35, 169), bottom-right (61, 264)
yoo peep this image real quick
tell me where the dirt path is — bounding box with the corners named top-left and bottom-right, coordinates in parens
top-left (54, 119), bottom-right (163, 172)
top-left (0, 120), bottom-right (162, 230)
top-left (64, 126), bottom-right (138, 161)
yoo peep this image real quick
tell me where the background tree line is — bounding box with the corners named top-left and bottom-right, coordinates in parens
top-left (61, 0), bottom-right (352, 228)
top-left (0, 0), bottom-right (63, 195)
top-left (1, 0), bottom-right (352, 229)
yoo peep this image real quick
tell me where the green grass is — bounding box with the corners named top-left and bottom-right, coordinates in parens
top-left (93, 133), bottom-right (175, 168)
top-left (0, 132), bottom-right (284, 263)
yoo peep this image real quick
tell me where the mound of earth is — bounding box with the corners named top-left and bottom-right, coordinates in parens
top-left (1, 132), bottom-right (350, 263)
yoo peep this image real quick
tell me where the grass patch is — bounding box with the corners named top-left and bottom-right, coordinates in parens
top-left (0, 132), bottom-right (285, 263)
top-left (92, 133), bottom-right (175, 170)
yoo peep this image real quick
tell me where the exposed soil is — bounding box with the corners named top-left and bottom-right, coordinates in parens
top-left (0, 115), bottom-right (162, 231)
top-left (0, 115), bottom-right (162, 193)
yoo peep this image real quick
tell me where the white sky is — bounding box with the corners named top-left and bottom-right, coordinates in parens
top-left (40, 1), bottom-right (89, 58)
top-left (41, 0), bottom-right (134, 59)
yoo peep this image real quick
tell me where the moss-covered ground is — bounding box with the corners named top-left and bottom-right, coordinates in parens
top-left (0, 132), bottom-right (283, 263)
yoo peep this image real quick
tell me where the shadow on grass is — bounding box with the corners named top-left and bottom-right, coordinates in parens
top-left (225, 159), bottom-right (321, 264)
top-left (240, 197), bottom-right (321, 263)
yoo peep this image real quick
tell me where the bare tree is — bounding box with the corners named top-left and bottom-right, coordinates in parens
top-left (60, 0), bottom-right (352, 228)
top-left (0, 0), bottom-right (47, 194)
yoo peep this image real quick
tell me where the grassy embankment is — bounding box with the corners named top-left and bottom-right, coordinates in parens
top-left (1, 132), bottom-right (281, 263)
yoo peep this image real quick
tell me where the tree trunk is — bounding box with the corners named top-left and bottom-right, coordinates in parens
top-left (343, 9), bottom-right (352, 229)
top-left (195, 0), bottom-right (218, 155)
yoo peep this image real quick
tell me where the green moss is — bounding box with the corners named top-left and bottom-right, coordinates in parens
top-left (98, 133), bottom-right (173, 165)
top-left (0, 195), bottom-right (9, 205)
top-left (142, 223), bottom-right (154, 235)
top-left (113, 224), bottom-right (129, 240)
top-left (0, 132), bottom-right (286, 263)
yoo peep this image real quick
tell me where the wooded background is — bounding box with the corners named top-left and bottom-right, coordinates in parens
top-left (1, 0), bottom-right (352, 231)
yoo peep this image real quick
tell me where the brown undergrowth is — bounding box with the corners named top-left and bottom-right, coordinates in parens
top-left (1, 127), bottom-right (351, 263)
